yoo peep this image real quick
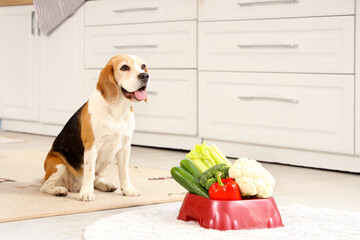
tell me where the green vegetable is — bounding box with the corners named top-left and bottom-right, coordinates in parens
top-left (199, 163), bottom-right (229, 190)
top-left (200, 174), bottom-right (208, 187)
top-left (186, 142), bottom-right (232, 173)
top-left (203, 164), bottom-right (226, 177)
top-left (180, 159), bottom-right (202, 181)
top-left (220, 165), bottom-right (230, 178)
top-left (190, 158), bottom-right (208, 173)
top-left (205, 178), bottom-right (217, 190)
top-left (211, 144), bottom-right (232, 167)
top-left (170, 166), bottom-right (209, 198)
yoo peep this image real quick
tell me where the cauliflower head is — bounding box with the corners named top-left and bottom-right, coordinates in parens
top-left (229, 158), bottom-right (275, 198)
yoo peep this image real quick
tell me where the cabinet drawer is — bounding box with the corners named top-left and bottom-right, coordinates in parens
top-left (85, 0), bottom-right (196, 26)
top-left (85, 21), bottom-right (197, 69)
top-left (198, 16), bottom-right (354, 74)
top-left (84, 69), bottom-right (198, 135)
top-left (199, 0), bottom-right (354, 21)
top-left (134, 70), bottom-right (197, 135)
top-left (199, 72), bottom-right (354, 154)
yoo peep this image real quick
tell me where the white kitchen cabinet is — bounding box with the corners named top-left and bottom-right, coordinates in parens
top-left (0, 6), bottom-right (38, 121)
top-left (0, 5), bottom-right (84, 126)
top-left (83, 0), bottom-right (201, 149)
top-left (197, 0), bottom-right (359, 172)
top-left (1, 0), bottom-right (359, 172)
top-left (38, 7), bottom-right (84, 124)
top-left (199, 72), bottom-right (354, 154)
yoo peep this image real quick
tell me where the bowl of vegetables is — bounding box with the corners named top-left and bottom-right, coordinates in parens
top-left (171, 143), bottom-right (284, 231)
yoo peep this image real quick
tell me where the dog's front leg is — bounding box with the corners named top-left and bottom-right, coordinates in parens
top-left (79, 147), bottom-right (97, 201)
top-left (116, 138), bottom-right (140, 197)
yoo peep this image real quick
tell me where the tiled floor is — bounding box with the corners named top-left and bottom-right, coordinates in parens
top-left (0, 131), bottom-right (359, 240)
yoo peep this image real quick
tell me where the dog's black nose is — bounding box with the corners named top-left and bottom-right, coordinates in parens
top-left (138, 73), bottom-right (149, 83)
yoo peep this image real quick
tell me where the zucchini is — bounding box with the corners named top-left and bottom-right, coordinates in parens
top-left (180, 159), bottom-right (202, 181)
top-left (171, 166), bottom-right (209, 198)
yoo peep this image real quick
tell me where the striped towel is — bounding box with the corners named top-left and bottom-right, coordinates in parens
top-left (34, 0), bottom-right (85, 35)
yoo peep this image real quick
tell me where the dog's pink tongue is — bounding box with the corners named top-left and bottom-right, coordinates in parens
top-left (134, 89), bottom-right (146, 101)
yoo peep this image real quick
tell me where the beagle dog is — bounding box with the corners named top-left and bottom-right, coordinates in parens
top-left (40, 54), bottom-right (149, 201)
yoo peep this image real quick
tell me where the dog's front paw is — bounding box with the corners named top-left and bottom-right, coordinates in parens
top-left (79, 190), bottom-right (95, 202)
top-left (55, 187), bottom-right (68, 197)
top-left (95, 182), bottom-right (117, 192)
top-left (121, 186), bottom-right (140, 197)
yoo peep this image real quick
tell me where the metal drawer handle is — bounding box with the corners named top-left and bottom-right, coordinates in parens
top-left (113, 7), bottom-right (158, 13)
top-left (113, 44), bottom-right (158, 49)
top-left (238, 96), bottom-right (299, 104)
top-left (238, 0), bottom-right (299, 7)
top-left (31, 11), bottom-right (35, 35)
top-left (237, 44), bottom-right (298, 49)
top-left (147, 90), bottom-right (158, 95)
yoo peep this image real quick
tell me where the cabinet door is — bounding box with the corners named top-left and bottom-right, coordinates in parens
top-left (0, 6), bottom-right (38, 121)
top-left (38, 7), bottom-right (84, 125)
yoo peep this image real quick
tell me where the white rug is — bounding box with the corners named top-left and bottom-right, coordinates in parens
top-left (83, 203), bottom-right (360, 240)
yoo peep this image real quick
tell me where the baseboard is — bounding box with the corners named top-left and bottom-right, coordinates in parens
top-left (1, 119), bottom-right (202, 151)
top-left (3, 119), bottom-right (359, 172)
top-left (1, 119), bottom-right (62, 136)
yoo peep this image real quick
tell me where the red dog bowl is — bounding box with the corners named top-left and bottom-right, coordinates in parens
top-left (178, 193), bottom-right (284, 231)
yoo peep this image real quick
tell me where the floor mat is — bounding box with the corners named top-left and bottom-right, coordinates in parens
top-left (0, 137), bottom-right (26, 144)
top-left (0, 150), bottom-right (185, 223)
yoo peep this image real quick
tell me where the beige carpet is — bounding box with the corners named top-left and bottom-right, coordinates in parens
top-left (0, 137), bottom-right (26, 144)
top-left (0, 150), bottom-right (185, 223)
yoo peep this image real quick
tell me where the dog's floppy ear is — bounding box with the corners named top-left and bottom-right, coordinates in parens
top-left (96, 61), bottom-right (119, 104)
top-left (144, 91), bottom-right (148, 103)
top-left (144, 65), bottom-right (149, 103)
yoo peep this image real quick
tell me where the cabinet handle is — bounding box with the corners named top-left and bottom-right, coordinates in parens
top-left (147, 90), bottom-right (158, 95)
top-left (237, 44), bottom-right (298, 49)
top-left (238, 96), bottom-right (299, 104)
top-left (31, 11), bottom-right (35, 35)
top-left (238, 0), bottom-right (299, 7)
top-left (113, 44), bottom-right (158, 49)
top-left (113, 7), bottom-right (158, 13)
top-left (37, 20), bottom-right (41, 36)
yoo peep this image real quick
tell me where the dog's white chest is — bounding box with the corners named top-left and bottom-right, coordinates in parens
top-left (97, 113), bottom-right (134, 149)
top-left (87, 90), bottom-right (136, 164)
top-left (95, 118), bottom-right (133, 166)
top-left (103, 113), bottom-right (134, 138)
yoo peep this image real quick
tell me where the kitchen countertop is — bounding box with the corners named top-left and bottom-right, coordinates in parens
top-left (0, 0), bottom-right (33, 6)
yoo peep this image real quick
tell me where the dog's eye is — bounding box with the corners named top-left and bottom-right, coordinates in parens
top-left (120, 65), bottom-right (130, 71)
top-left (141, 64), bottom-right (146, 70)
